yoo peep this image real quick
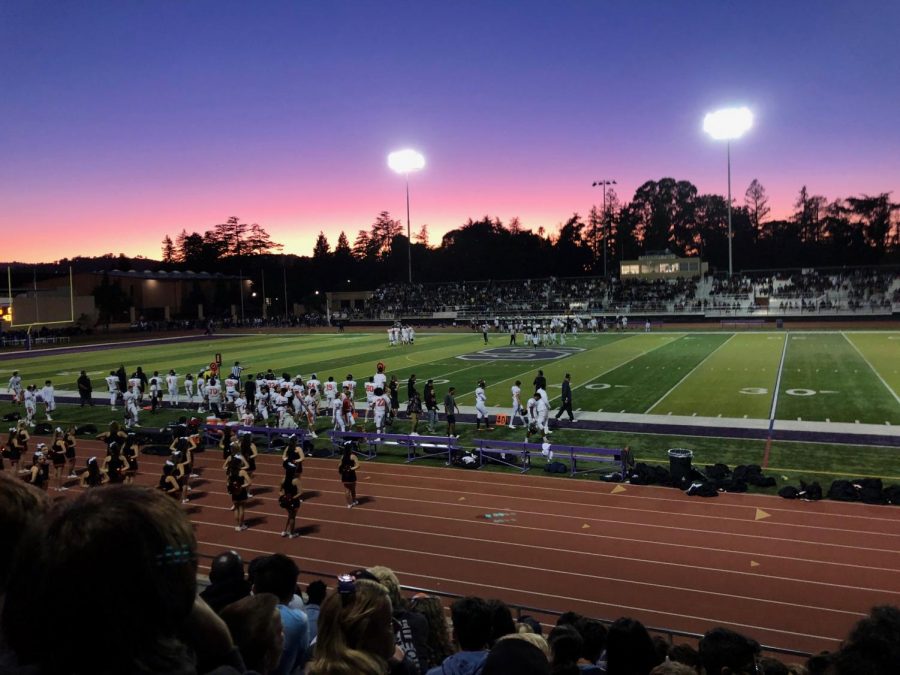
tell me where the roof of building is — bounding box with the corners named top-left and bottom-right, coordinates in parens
top-left (98, 269), bottom-right (241, 281)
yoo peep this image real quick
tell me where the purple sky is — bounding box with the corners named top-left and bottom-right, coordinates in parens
top-left (2, 1), bottom-right (898, 262)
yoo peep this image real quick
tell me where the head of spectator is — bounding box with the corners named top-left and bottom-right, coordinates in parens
top-left (606, 617), bottom-right (661, 675)
top-left (498, 632), bottom-right (551, 660)
top-left (200, 550), bottom-right (251, 614)
top-left (220, 592), bottom-right (284, 674)
top-left (308, 577), bottom-right (394, 675)
top-left (0, 473), bottom-right (49, 596)
top-left (820, 604), bottom-right (900, 675)
top-left (252, 554), bottom-right (299, 605)
top-left (555, 611), bottom-right (585, 628)
top-left (548, 624), bottom-right (583, 675)
top-left (650, 662), bottom-right (699, 675)
top-left (410, 594), bottom-right (454, 671)
top-left (306, 580), bottom-right (328, 607)
top-left (517, 615), bottom-right (543, 636)
top-left (3, 485), bottom-right (202, 673)
top-left (668, 643), bottom-right (700, 670)
top-left (482, 635), bottom-right (551, 675)
top-left (757, 656), bottom-right (789, 674)
top-left (576, 618), bottom-right (607, 667)
top-left (367, 565), bottom-right (407, 611)
top-left (487, 598), bottom-right (517, 646)
top-left (698, 627), bottom-right (760, 675)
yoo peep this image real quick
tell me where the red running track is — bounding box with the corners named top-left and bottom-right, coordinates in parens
top-left (50, 441), bottom-right (900, 656)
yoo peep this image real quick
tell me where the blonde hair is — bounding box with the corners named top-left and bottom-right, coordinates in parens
top-left (367, 565), bottom-right (404, 610)
top-left (498, 632), bottom-right (551, 659)
top-left (307, 579), bottom-right (391, 675)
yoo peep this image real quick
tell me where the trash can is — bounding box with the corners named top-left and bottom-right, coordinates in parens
top-left (668, 448), bottom-right (693, 486)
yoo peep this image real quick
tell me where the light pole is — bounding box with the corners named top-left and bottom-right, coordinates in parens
top-left (592, 179), bottom-right (616, 278)
top-left (388, 149), bottom-right (426, 283)
top-left (703, 107), bottom-right (753, 277)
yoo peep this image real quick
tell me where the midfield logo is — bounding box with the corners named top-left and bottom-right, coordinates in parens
top-left (457, 346), bottom-right (585, 361)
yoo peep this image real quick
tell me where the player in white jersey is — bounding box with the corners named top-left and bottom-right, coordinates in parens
top-left (255, 386), bottom-right (270, 422)
top-left (128, 375), bottom-right (142, 400)
top-left (323, 377), bottom-right (338, 410)
top-left (23, 385), bottom-right (37, 426)
top-left (291, 378), bottom-right (305, 416)
top-left (184, 373), bottom-right (195, 402)
top-left (166, 370), bottom-right (180, 406)
top-left (373, 364), bottom-right (387, 391)
top-left (474, 379), bottom-right (491, 431)
top-left (306, 374), bottom-right (321, 410)
top-left (400, 326), bottom-right (409, 344)
top-left (509, 380), bottom-right (527, 429)
top-left (302, 392), bottom-right (317, 437)
top-left (106, 371), bottom-right (120, 410)
top-left (206, 377), bottom-right (223, 416)
top-left (536, 385), bottom-right (549, 406)
top-left (40, 381), bottom-right (56, 421)
top-left (224, 375), bottom-right (239, 402)
top-left (342, 374), bottom-right (357, 400)
top-left (370, 387), bottom-right (390, 434)
top-left (7, 371), bottom-right (22, 404)
top-left (234, 393), bottom-right (247, 418)
top-left (362, 377), bottom-right (376, 423)
top-left (387, 327), bottom-right (394, 346)
top-left (332, 395), bottom-right (345, 432)
top-left (534, 392), bottom-right (550, 435)
top-left (407, 326), bottom-right (415, 344)
top-left (123, 390), bottom-right (140, 428)
top-left (525, 394), bottom-right (538, 435)
top-left (148, 372), bottom-right (161, 412)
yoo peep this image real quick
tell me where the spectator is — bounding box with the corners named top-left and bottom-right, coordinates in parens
top-left (486, 599), bottom-right (517, 646)
top-left (649, 662), bottom-right (697, 674)
top-left (409, 594), bottom-right (454, 672)
top-left (482, 636), bottom-right (550, 675)
top-left (826, 605), bottom-right (900, 675)
top-left (304, 579), bottom-right (327, 648)
top-left (0, 474), bottom-right (50, 668)
top-left (426, 596), bottom-right (492, 675)
top-left (575, 618), bottom-right (606, 673)
top-left (698, 627), bottom-right (760, 675)
top-left (220, 593), bottom-right (285, 674)
top-left (548, 624), bottom-right (583, 675)
top-left (757, 656), bottom-right (789, 674)
top-left (368, 565), bottom-right (430, 673)
top-left (2, 485), bottom-right (244, 674)
top-left (606, 617), bottom-right (661, 675)
top-left (307, 577), bottom-right (396, 675)
top-left (252, 554), bottom-right (310, 675)
top-left (667, 644), bottom-right (700, 671)
top-left (201, 550), bottom-right (251, 614)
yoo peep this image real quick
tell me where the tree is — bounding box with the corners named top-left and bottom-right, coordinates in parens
top-left (629, 178), bottom-right (698, 254)
top-left (744, 179), bottom-right (771, 243)
top-left (312, 231), bottom-right (331, 259)
top-left (246, 223), bottom-right (283, 256)
top-left (369, 211), bottom-right (403, 258)
top-left (352, 230), bottom-right (373, 259)
top-left (213, 216), bottom-right (250, 257)
top-left (845, 193), bottom-right (899, 261)
top-left (335, 231), bottom-right (352, 257)
top-left (507, 216), bottom-right (523, 234)
top-left (161, 236), bottom-right (176, 263)
top-left (415, 224), bottom-right (429, 247)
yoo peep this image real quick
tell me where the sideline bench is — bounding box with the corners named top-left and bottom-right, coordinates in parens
top-left (328, 430), bottom-right (461, 463)
top-left (472, 439), bottom-right (629, 477)
top-left (204, 423), bottom-right (312, 451)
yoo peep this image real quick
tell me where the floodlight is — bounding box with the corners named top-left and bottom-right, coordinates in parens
top-left (388, 149), bottom-right (425, 174)
top-left (703, 107), bottom-right (753, 141)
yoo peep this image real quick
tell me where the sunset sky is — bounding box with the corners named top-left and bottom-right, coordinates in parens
top-left (2, 1), bottom-right (898, 263)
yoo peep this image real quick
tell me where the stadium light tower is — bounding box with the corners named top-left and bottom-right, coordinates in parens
top-left (388, 149), bottom-right (426, 283)
top-left (592, 179), bottom-right (616, 278)
top-left (703, 107), bottom-right (753, 277)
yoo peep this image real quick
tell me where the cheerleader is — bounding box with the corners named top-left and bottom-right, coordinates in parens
top-left (169, 437), bottom-right (197, 504)
top-left (279, 461), bottom-right (301, 538)
top-left (64, 425), bottom-right (78, 478)
top-left (103, 443), bottom-right (125, 484)
top-left (98, 422), bottom-right (128, 453)
top-left (49, 428), bottom-right (68, 491)
top-left (80, 456), bottom-right (108, 488)
top-left (120, 433), bottom-right (139, 486)
top-left (239, 433), bottom-right (258, 479)
top-left (26, 447), bottom-right (51, 490)
top-left (158, 460), bottom-right (181, 499)
top-left (5, 423), bottom-right (28, 474)
top-left (218, 426), bottom-right (235, 460)
top-left (225, 457), bottom-right (251, 531)
top-left (281, 435), bottom-right (305, 498)
top-left (339, 441), bottom-right (361, 508)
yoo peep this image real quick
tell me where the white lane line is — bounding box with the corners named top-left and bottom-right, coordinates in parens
top-left (842, 332), bottom-right (900, 407)
top-left (644, 335), bottom-right (736, 414)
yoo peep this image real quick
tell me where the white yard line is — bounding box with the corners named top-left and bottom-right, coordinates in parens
top-left (548, 335), bottom-right (682, 404)
top-left (842, 332), bottom-right (900, 407)
top-left (643, 334), bottom-right (736, 414)
top-left (769, 334), bottom-right (790, 425)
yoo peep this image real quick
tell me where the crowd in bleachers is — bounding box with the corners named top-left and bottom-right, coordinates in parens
top-left (2, 476), bottom-right (898, 674)
top-left (360, 270), bottom-right (898, 319)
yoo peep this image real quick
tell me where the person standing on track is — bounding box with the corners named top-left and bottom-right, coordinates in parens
top-left (281, 435), bottom-right (305, 497)
top-left (227, 456), bottom-right (252, 531)
top-left (279, 461), bottom-right (302, 538)
top-left (339, 441), bottom-right (361, 508)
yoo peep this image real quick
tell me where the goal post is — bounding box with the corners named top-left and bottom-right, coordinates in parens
top-left (5, 266), bottom-right (76, 328)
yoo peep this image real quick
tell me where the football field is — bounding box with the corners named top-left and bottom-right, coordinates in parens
top-left (3, 329), bottom-right (897, 425)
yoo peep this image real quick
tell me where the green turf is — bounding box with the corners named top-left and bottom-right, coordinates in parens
top-left (2, 329), bottom-right (899, 492)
